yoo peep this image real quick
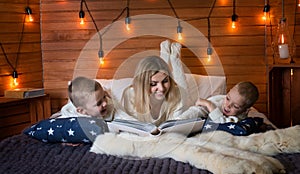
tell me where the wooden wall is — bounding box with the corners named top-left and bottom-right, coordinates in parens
top-left (0, 0), bottom-right (43, 94)
top-left (1, 0), bottom-right (300, 117)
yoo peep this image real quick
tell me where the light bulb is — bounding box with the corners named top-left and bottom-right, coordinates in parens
top-left (12, 71), bottom-right (19, 87)
top-left (262, 4), bottom-right (270, 21)
top-left (79, 10), bottom-right (85, 25)
top-left (177, 25), bottom-right (183, 40)
top-left (125, 17), bottom-right (131, 31)
top-left (99, 57), bottom-right (104, 65)
top-left (25, 7), bottom-right (33, 22)
top-left (262, 12), bottom-right (267, 21)
top-left (98, 50), bottom-right (104, 65)
top-left (231, 21), bottom-right (236, 29)
top-left (231, 14), bottom-right (238, 29)
top-left (207, 47), bottom-right (212, 62)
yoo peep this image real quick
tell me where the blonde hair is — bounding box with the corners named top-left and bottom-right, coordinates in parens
top-left (236, 81), bottom-right (259, 109)
top-left (132, 56), bottom-right (181, 121)
top-left (68, 76), bottom-right (103, 108)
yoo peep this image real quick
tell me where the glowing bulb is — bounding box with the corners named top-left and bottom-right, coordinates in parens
top-left (177, 25), bottom-right (183, 40)
top-left (25, 7), bottom-right (33, 22)
top-left (98, 50), bottom-right (104, 65)
top-left (207, 47), bottom-right (212, 62)
top-left (291, 68), bottom-right (293, 76)
top-left (11, 71), bottom-right (19, 88)
top-left (13, 78), bottom-right (19, 86)
top-left (207, 55), bottom-right (211, 62)
top-left (28, 14), bottom-right (33, 22)
top-left (80, 18), bottom-right (84, 25)
top-left (125, 17), bottom-right (131, 31)
top-left (99, 57), bottom-right (104, 65)
top-left (262, 4), bottom-right (270, 21)
top-left (298, 0), bottom-right (300, 7)
top-left (231, 21), bottom-right (236, 29)
top-left (126, 23), bottom-right (130, 31)
top-left (262, 12), bottom-right (267, 21)
top-left (177, 33), bottom-right (183, 40)
top-left (79, 10), bottom-right (85, 25)
top-left (231, 14), bottom-right (238, 29)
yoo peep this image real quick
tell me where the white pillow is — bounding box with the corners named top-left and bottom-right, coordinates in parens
top-left (96, 74), bottom-right (226, 107)
top-left (185, 74), bottom-right (226, 106)
top-left (95, 78), bottom-right (133, 102)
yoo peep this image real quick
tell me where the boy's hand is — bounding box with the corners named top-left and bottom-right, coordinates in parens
top-left (195, 98), bottom-right (216, 112)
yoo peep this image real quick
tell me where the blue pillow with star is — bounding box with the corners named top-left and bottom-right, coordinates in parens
top-left (23, 117), bottom-right (109, 143)
top-left (202, 117), bottom-right (263, 136)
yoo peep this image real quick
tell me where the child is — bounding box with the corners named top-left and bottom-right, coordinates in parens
top-left (195, 81), bottom-right (261, 123)
top-left (51, 76), bottom-right (114, 121)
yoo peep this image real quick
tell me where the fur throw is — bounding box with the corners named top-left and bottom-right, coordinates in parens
top-left (90, 125), bottom-right (300, 174)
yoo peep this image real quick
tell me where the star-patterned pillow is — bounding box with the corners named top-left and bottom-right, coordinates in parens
top-left (202, 117), bottom-right (264, 136)
top-left (23, 117), bottom-right (109, 143)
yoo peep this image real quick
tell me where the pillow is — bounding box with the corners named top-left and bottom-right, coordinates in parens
top-left (202, 117), bottom-right (264, 136)
top-left (96, 74), bottom-right (226, 107)
top-left (96, 78), bottom-right (133, 102)
top-left (23, 117), bottom-right (109, 143)
top-left (185, 74), bottom-right (226, 106)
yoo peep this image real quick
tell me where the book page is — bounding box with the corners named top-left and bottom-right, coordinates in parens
top-left (158, 118), bottom-right (205, 136)
top-left (107, 118), bottom-right (204, 137)
top-left (107, 119), bottom-right (159, 136)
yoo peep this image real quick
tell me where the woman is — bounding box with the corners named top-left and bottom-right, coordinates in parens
top-left (121, 55), bottom-right (184, 126)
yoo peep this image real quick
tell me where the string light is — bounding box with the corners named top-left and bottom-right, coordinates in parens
top-left (167, 0), bottom-right (184, 40)
top-left (79, 0), bottom-right (85, 24)
top-left (207, 47), bottom-right (212, 61)
top-left (207, 18), bottom-right (212, 61)
top-left (298, 0), bottom-right (300, 7)
top-left (125, 16), bottom-right (131, 31)
top-left (79, 10), bottom-right (85, 25)
top-left (125, 1), bottom-right (131, 31)
top-left (206, 1), bottom-right (216, 62)
top-left (12, 71), bottom-right (19, 87)
top-left (231, 0), bottom-right (238, 29)
top-left (0, 10), bottom-right (26, 89)
top-left (25, 6), bottom-right (33, 22)
top-left (77, 0), bottom-right (135, 64)
top-left (262, 1), bottom-right (270, 21)
top-left (98, 50), bottom-right (104, 65)
top-left (177, 21), bottom-right (183, 40)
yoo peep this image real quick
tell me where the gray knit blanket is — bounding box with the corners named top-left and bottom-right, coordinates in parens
top-left (1, 134), bottom-right (300, 174)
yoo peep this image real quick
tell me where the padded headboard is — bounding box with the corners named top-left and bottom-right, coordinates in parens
top-left (96, 74), bottom-right (226, 107)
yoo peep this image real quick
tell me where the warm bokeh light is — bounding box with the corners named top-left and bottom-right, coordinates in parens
top-left (177, 32), bottom-right (183, 40)
top-left (207, 55), bottom-right (211, 62)
top-left (262, 12), bottom-right (267, 21)
top-left (80, 18), bottom-right (84, 25)
top-left (125, 17), bottom-right (131, 31)
top-left (10, 77), bottom-right (19, 88)
top-left (28, 14), bottom-right (33, 22)
top-left (126, 23), bottom-right (130, 31)
top-left (99, 57), bottom-right (104, 65)
top-left (26, 15), bottom-right (33, 22)
top-left (231, 21), bottom-right (236, 29)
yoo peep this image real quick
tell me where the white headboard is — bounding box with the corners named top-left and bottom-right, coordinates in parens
top-left (96, 74), bottom-right (226, 107)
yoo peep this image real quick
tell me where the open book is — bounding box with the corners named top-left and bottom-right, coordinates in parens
top-left (107, 117), bottom-right (205, 136)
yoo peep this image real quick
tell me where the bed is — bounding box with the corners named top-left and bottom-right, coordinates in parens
top-left (1, 129), bottom-right (300, 174)
top-left (1, 75), bottom-right (300, 174)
